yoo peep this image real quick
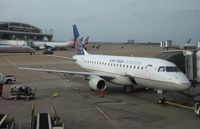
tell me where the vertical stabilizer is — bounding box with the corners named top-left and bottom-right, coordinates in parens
top-left (75, 37), bottom-right (88, 55)
top-left (73, 25), bottom-right (89, 55)
top-left (83, 36), bottom-right (89, 45)
top-left (73, 24), bottom-right (80, 43)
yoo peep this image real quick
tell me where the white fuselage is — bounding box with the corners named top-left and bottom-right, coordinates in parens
top-left (32, 41), bottom-right (74, 49)
top-left (73, 54), bottom-right (191, 91)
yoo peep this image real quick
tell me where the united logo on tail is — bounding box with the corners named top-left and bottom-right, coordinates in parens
top-left (73, 25), bottom-right (89, 55)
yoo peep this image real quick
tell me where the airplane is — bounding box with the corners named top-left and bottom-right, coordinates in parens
top-left (31, 40), bottom-right (75, 50)
top-left (0, 44), bottom-right (35, 54)
top-left (18, 25), bottom-right (191, 103)
top-left (31, 24), bottom-right (83, 50)
top-left (0, 39), bottom-right (75, 50)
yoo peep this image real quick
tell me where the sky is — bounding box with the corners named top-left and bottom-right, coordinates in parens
top-left (0, 0), bottom-right (200, 43)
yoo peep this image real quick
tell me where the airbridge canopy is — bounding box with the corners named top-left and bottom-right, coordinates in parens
top-left (154, 51), bottom-right (186, 73)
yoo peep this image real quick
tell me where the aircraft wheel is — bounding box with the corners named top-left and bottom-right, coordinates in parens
top-left (158, 97), bottom-right (166, 104)
top-left (124, 86), bottom-right (133, 93)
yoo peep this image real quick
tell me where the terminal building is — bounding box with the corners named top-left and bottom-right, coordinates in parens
top-left (0, 22), bottom-right (53, 45)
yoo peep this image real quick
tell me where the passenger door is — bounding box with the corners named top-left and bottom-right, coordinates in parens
top-left (145, 65), bottom-right (153, 79)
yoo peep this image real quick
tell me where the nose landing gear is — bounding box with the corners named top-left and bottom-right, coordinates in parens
top-left (158, 97), bottom-right (166, 104)
top-left (195, 102), bottom-right (200, 116)
top-left (157, 89), bottom-right (166, 104)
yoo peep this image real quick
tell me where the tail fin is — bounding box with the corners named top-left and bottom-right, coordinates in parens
top-left (75, 37), bottom-right (88, 55)
top-left (82, 36), bottom-right (89, 45)
top-left (187, 38), bottom-right (191, 44)
top-left (73, 25), bottom-right (88, 55)
top-left (73, 24), bottom-right (80, 43)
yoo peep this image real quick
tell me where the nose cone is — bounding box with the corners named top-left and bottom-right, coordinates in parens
top-left (173, 73), bottom-right (191, 91)
top-left (176, 82), bottom-right (191, 91)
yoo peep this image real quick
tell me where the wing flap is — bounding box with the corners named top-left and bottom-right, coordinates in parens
top-left (47, 55), bottom-right (76, 61)
top-left (18, 67), bottom-right (115, 80)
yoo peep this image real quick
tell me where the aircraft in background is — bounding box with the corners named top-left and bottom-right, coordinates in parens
top-left (0, 39), bottom-right (75, 51)
top-left (0, 25), bottom-right (83, 50)
top-left (73, 24), bottom-right (80, 42)
top-left (31, 40), bottom-right (75, 50)
top-left (31, 24), bottom-right (85, 50)
top-left (19, 25), bottom-right (191, 103)
top-left (0, 44), bottom-right (35, 54)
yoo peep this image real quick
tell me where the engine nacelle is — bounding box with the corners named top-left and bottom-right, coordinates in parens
top-left (88, 75), bottom-right (106, 91)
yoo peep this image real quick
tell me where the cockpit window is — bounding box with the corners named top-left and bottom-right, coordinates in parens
top-left (166, 66), bottom-right (179, 72)
top-left (158, 66), bottom-right (165, 72)
top-left (158, 66), bottom-right (180, 72)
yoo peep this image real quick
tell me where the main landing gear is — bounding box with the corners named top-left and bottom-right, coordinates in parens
top-left (123, 85), bottom-right (133, 93)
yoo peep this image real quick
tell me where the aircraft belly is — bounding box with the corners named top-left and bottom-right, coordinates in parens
top-left (135, 77), bottom-right (175, 91)
top-left (110, 76), bottom-right (133, 85)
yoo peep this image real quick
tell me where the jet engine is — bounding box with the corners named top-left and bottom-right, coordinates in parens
top-left (88, 75), bottom-right (106, 91)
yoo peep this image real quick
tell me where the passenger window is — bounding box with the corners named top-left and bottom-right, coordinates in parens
top-left (145, 64), bottom-right (153, 69)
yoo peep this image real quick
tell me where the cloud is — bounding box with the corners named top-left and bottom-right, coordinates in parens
top-left (176, 9), bottom-right (200, 16)
top-left (0, 2), bottom-right (8, 9)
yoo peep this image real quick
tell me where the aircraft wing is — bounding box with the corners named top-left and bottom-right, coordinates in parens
top-left (47, 55), bottom-right (76, 61)
top-left (18, 67), bottom-right (115, 80)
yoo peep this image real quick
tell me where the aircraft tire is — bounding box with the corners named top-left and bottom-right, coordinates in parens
top-left (124, 86), bottom-right (133, 93)
top-left (158, 97), bottom-right (166, 104)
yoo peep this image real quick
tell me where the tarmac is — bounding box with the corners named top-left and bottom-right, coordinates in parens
top-left (0, 43), bottom-right (200, 129)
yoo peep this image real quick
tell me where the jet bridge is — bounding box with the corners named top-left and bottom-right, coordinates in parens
top-left (155, 50), bottom-right (186, 73)
top-left (155, 50), bottom-right (199, 83)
